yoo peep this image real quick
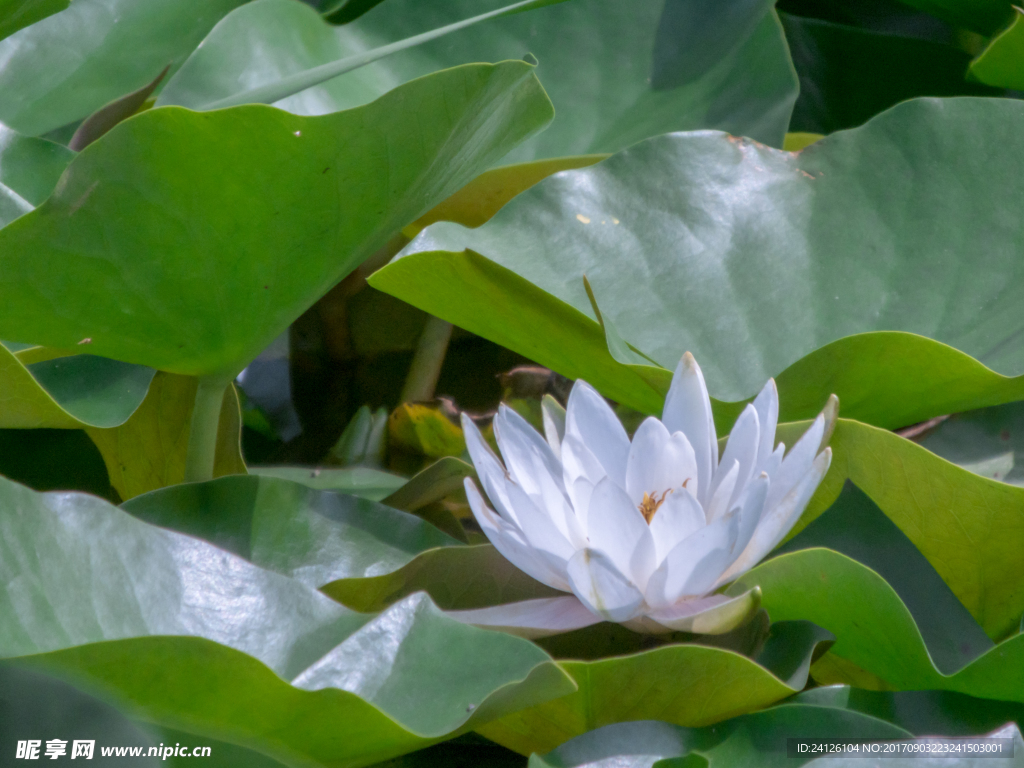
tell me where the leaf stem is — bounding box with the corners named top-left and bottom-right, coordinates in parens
top-left (184, 375), bottom-right (229, 483)
top-left (400, 316), bottom-right (453, 404)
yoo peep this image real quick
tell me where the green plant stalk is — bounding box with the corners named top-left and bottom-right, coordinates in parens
top-left (400, 316), bottom-right (454, 404)
top-left (184, 375), bottom-right (229, 483)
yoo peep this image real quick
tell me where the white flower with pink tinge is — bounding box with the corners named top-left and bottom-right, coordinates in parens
top-left (452, 353), bottom-right (836, 638)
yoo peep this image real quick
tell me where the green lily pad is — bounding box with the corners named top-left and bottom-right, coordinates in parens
top-left (85, 372), bottom-right (245, 501)
top-left (0, 0), bottom-right (68, 43)
top-left (0, 179), bottom-right (30, 227)
top-left (729, 547), bottom-right (1024, 701)
top-left (777, 482), bottom-right (994, 674)
top-left (405, 155), bottom-right (606, 236)
top-left (477, 622), bottom-right (834, 756)
top-left (323, 544), bottom-right (561, 613)
top-left (0, 123), bottom-right (74, 228)
top-left (531, 704), bottom-right (912, 768)
top-left (0, 123), bottom-right (74, 206)
top-left (380, 457), bottom-right (475, 512)
top-left (787, 418), bottom-right (1024, 640)
top-left (781, 12), bottom-right (1000, 134)
top-left (371, 252), bottom-right (1024, 431)
top-left (376, 98), bottom-right (1024, 424)
top-left (910, 401), bottom-right (1024, 486)
top-left (158, 0), bottom-right (797, 155)
top-left (0, 60), bottom-right (553, 378)
top-left (971, 8), bottom-right (1024, 94)
top-left (0, 474), bottom-right (575, 766)
top-left (252, 465), bottom-right (407, 500)
top-left (0, 345), bottom-right (155, 429)
top-left (0, 0), bottom-right (247, 136)
top-left (0, 663), bottom-right (160, 765)
top-left (121, 473), bottom-right (461, 588)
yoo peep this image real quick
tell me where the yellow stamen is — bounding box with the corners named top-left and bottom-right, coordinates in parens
top-left (639, 489), bottom-right (672, 523)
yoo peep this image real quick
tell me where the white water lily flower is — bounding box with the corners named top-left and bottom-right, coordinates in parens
top-left (452, 353), bottom-right (836, 638)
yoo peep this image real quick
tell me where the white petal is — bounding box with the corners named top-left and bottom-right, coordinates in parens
top-left (460, 413), bottom-right (516, 524)
top-left (625, 417), bottom-right (699, 505)
top-left (561, 430), bottom-right (608, 489)
top-left (662, 353), bottom-right (719, 505)
top-left (561, 433), bottom-right (606, 529)
top-left (566, 380), bottom-right (630, 487)
top-left (732, 472), bottom-right (770, 558)
top-left (495, 405), bottom-right (565, 496)
top-left (566, 548), bottom-right (646, 622)
top-left (586, 478), bottom-right (657, 589)
top-left (704, 459), bottom-right (739, 523)
top-left (677, 519), bottom-right (740, 597)
top-left (642, 587), bottom-right (761, 634)
top-left (648, 487), bottom-right (705, 562)
top-left (446, 596), bottom-right (602, 639)
top-left (716, 447), bottom-right (832, 586)
top-left (645, 509), bottom-right (739, 608)
top-left (710, 404), bottom-right (759, 508)
top-left (764, 414), bottom-right (824, 512)
top-left (760, 442), bottom-right (785, 483)
top-left (567, 474), bottom-right (596, 529)
top-left (751, 378), bottom-right (779, 473)
top-left (503, 478), bottom-right (578, 565)
top-left (494, 405), bottom-right (583, 546)
top-left (464, 478), bottom-right (571, 591)
top-left (541, 394), bottom-right (566, 461)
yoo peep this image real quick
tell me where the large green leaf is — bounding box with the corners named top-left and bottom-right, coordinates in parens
top-left (0, 122), bottom-right (74, 228)
top-left (375, 97), bottom-right (1024, 422)
top-left (969, 6), bottom-right (1024, 89)
top-left (477, 623), bottom-right (834, 755)
top-left (323, 544), bottom-right (561, 613)
top-left (781, 13), bottom-right (1000, 134)
top-left (0, 0), bottom-right (247, 137)
top-left (121, 474), bottom-right (461, 588)
top-left (162, 0), bottom-right (575, 111)
top-left (251, 465), bottom-right (407, 500)
top-left (0, 345), bottom-right (155, 429)
top-left (0, 0), bottom-right (67, 43)
top-left (911, 401), bottom-right (1024, 486)
top-left (0, 664), bottom-right (161, 766)
top-left (0, 123), bottom-right (74, 205)
top-left (0, 179), bottom-right (30, 226)
top-left (370, 254), bottom-right (1024, 431)
top-left (0, 474), bottom-right (574, 767)
top-left (778, 483), bottom-right (993, 675)
top-left (0, 60), bottom-right (553, 377)
top-left (158, 0), bottom-right (798, 156)
top-left (788, 418), bottom-right (1024, 640)
top-left (729, 548), bottom-right (1024, 701)
top-left (531, 705), bottom-right (911, 768)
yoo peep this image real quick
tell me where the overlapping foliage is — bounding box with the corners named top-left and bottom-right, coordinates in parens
top-left (1, 0), bottom-right (1023, 765)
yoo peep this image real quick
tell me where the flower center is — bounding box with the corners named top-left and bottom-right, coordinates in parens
top-left (639, 489), bottom-right (672, 523)
top-left (638, 479), bottom-right (690, 524)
